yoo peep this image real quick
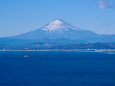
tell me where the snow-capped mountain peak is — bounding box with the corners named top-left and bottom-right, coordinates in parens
top-left (43, 19), bottom-right (82, 34)
top-left (51, 19), bottom-right (62, 25)
top-left (8, 19), bottom-right (98, 39)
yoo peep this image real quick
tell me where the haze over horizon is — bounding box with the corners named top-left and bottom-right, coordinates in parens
top-left (0, 0), bottom-right (115, 37)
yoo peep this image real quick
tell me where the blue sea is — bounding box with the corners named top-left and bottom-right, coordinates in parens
top-left (0, 51), bottom-right (115, 86)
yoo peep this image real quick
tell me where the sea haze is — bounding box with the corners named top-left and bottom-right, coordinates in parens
top-left (0, 51), bottom-right (115, 86)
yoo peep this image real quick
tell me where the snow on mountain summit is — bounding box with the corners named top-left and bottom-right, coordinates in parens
top-left (42, 19), bottom-right (82, 34)
top-left (43, 19), bottom-right (64, 33)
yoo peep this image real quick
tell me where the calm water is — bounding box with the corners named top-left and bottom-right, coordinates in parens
top-left (0, 51), bottom-right (115, 86)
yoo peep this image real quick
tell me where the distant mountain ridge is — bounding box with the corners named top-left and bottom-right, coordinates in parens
top-left (1, 42), bottom-right (115, 50)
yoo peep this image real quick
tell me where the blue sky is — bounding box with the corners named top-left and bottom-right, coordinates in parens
top-left (0, 0), bottom-right (115, 37)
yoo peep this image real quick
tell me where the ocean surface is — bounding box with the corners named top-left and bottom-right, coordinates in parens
top-left (0, 51), bottom-right (115, 86)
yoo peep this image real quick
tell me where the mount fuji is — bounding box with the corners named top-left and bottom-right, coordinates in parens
top-left (1, 19), bottom-right (115, 49)
top-left (9, 19), bottom-right (98, 39)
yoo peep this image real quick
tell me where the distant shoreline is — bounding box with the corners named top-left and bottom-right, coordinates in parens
top-left (0, 49), bottom-right (115, 53)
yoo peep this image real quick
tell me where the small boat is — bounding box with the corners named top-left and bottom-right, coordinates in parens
top-left (24, 55), bottom-right (29, 57)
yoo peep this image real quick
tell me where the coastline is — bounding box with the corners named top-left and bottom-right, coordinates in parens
top-left (0, 49), bottom-right (115, 53)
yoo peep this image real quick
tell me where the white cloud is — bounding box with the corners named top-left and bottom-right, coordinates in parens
top-left (98, 0), bottom-right (114, 9)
